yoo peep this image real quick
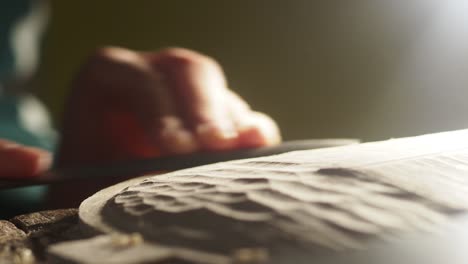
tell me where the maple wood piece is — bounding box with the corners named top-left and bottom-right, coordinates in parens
top-left (62, 129), bottom-right (468, 263)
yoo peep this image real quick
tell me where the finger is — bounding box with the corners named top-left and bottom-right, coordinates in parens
top-left (86, 48), bottom-right (200, 156)
top-left (0, 140), bottom-right (52, 178)
top-left (59, 47), bottom-right (186, 164)
top-left (89, 48), bottom-right (177, 121)
top-left (157, 116), bottom-right (199, 155)
top-left (226, 91), bottom-right (282, 148)
top-left (236, 111), bottom-right (282, 148)
top-left (149, 48), bottom-right (239, 151)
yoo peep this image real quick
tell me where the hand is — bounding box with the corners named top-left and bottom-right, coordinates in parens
top-left (0, 139), bottom-right (52, 178)
top-left (57, 47), bottom-right (281, 167)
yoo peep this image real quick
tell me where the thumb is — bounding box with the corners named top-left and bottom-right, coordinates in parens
top-left (0, 140), bottom-right (52, 178)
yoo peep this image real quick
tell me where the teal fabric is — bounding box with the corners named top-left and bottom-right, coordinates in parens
top-left (0, 96), bottom-right (55, 219)
top-left (0, 96), bottom-right (55, 150)
top-left (0, 0), bottom-right (33, 81)
top-left (0, 0), bottom-right (53, 219)
top-left (0, 187), bottom-right (47, 218)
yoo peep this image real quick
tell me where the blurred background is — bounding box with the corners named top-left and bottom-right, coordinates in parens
top-left (36, 0), bottom-right (468, 142)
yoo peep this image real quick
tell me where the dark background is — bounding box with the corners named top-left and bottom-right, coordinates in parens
top-left (37, 0), bottom-right (468, 142)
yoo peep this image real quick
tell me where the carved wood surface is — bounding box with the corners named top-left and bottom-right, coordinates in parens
top-left (67, 129), bottom-right (468, 263)
top-left (5, 130), bottom-right (468, 263)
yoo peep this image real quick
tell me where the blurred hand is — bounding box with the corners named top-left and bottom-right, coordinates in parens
top-left (57, 47), bottom-right (281, 167)
top-left (0, 139), bottom-right (51, 178)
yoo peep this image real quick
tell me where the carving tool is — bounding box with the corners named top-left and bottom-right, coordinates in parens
top-left (0, 139), bottom-right (358, 189)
